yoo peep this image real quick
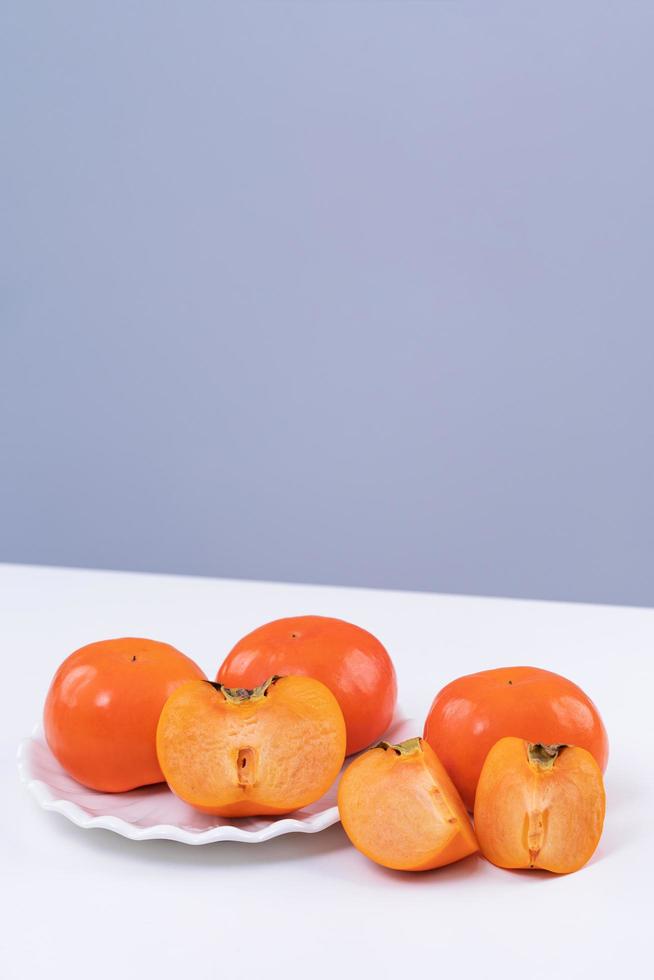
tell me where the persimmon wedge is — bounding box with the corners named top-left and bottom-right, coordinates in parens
top-left (474, 737), bottom-right (605, 874)
top-left (338, 738), bottom-right (478, 871)
top-left (156, 675), bottom-right (346, 816)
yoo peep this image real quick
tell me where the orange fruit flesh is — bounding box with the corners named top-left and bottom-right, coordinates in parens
top-left (474, 737), bottom-right (606, 874)
top-left (338, 738), bottom-right (478, 871)
top-left (156, 675), bottom-right (346, 816)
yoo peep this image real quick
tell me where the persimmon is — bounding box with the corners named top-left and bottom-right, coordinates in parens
top-left (424, 666), bottom-right (609, 810)
top-left (337, 737), bottom-right (478, 871)
top-left (474, 737), bottom-right (605, 873)
top-left (44, 637), bottom-right (206, 792)
top-left (217, 616), bottom-right (397, 755)
top-left (156, 675), bottom-right (346, 816)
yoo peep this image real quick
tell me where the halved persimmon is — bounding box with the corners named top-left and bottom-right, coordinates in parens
top-left (338, 737), bottom-right (478, 871)
top-left (156, 675), bottom-right (346, 816)
top-left (474, 737), bottom-right (605, 874)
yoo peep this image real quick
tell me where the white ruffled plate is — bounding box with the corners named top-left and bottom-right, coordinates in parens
top-left (18, 716), bottom-right (416, 844)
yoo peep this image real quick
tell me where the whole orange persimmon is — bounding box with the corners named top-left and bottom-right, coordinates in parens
top-left (217, 616), bottom-right (396, 755)
top-left (44, 637), bottom-right (206, 792)
top-left (423, 666), bottom-right (609, 810)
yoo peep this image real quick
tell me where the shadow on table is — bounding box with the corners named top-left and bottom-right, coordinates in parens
top-left (45, 809), bottom-right (351, 867)
top-left (360, 850), bottom-right (482, 887)
top-left (45, 809), bottom-right (484, 883)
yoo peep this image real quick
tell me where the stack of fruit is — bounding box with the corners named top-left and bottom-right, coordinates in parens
top-left (43, 615), bottom-right (608, 875)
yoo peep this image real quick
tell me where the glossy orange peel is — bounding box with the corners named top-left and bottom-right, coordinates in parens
top-left (217, 615), bottom-right (397, 755)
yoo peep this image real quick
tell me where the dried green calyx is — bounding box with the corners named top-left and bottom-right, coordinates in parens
top-left (527, 742), bottom-right (567, 770)
top-left (209, 675), bottom-right (281, 704)
top-left (376, 736), bottom-right (423, 757)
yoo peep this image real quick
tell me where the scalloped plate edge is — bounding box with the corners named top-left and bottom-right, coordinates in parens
top-left (17, 734), bottom-right (340, 844)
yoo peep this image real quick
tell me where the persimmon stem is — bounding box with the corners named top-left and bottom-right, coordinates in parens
top-left (210, 676), bottom-right (282, 704)
top-left (375, 737), bottom-right (423, 757)
top-left (527, 743), bottom-right (567, 770)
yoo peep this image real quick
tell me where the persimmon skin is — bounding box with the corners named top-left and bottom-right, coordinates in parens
top-left (338, 738), bottom-right (478, 871)
top-left (217, 616), bottom-right (397, 755)
top-left (474, 737), bottom-right (606, 873)
top-left (44, 638), bottom-right (206, 792)
top-left (423, 666), bottom-right (609, 810)
top-left (156, 675), bottom-right (346, 816)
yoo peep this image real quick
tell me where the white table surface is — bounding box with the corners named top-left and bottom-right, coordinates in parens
top-left (2, 563), bottom-right (651, 979)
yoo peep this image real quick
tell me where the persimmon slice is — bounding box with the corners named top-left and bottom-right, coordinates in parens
top-left (474, 737), bottom-right (606, 874)
top-left (337, 737), bottom-right (478, 871)
top-left (156, 675), bottom-right (346, 816)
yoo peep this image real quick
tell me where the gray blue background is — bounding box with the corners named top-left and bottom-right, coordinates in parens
top-left (2, 2), bottom-right (653, 606)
